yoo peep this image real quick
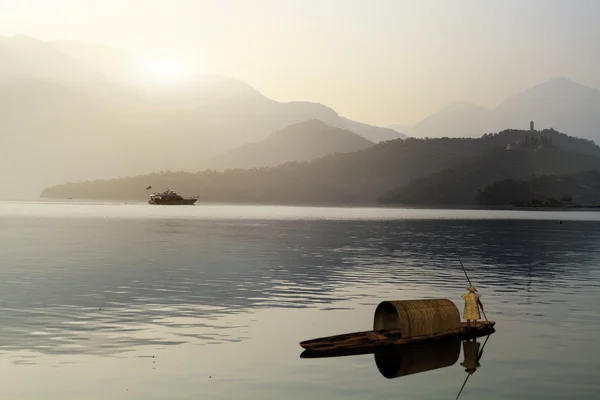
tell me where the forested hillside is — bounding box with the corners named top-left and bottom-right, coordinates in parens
top-left (379, 149), bottom-right (600, 206)
top-left (41, 129), bottom-right (600, 205)
top-left (474, 171), bottom-right (600, 207)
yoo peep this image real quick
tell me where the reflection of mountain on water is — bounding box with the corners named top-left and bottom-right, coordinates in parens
top-left (1, 217), bottom-right (597, 356)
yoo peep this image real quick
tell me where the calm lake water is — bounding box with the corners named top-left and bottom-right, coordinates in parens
top-left (1, 200), bottom-right (600, 399)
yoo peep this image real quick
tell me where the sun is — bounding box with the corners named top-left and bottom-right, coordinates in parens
top-left (143, 58), bottom-right (188, 81)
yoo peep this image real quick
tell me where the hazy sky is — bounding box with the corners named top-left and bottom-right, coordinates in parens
top-left (1, 0), bottom-right (600, 126)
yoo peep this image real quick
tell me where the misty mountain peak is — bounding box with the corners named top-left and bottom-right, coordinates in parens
top-left (527, 76), bottom-right (595, 94)
top-left (205, 119), bottom-right (374, 171)
top-left (496, 76), bottom-right (600, 112)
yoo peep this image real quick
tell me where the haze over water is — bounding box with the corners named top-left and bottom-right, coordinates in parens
top-left (1, 200), bottom-right (600, 399)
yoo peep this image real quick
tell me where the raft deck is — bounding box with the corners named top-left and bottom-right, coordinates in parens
top-left (300, 321), bottom-right (495, 352)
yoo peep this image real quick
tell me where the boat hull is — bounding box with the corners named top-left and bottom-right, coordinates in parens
top-left (148, 198), bottom-right (197, 205)
top-left (300, 321), bottom-right (495, 353)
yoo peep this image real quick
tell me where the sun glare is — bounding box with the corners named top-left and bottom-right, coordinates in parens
top-left (143, 59), bottom-right (188, 81)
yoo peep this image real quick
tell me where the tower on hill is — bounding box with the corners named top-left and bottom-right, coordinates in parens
top-left (530, 120), bottom-right (535, 131)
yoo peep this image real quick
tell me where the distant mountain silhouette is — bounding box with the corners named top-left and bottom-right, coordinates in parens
top-left (0, 35), bottom-right (397, 197)
top-left (6, 35), bottom-right (600, 199)
top-left (393, 78), bottom-right (600, 142)
top-left (41, 129), bottom-right (600, 206)
top-left (206, 120), bottom-right (373, 171)
top-left (0, 35), bottom-right (103, 84)
top-left (340, 117), bottom-right (407, 142)
top-left (408, 102), bottom-right (492, 139)
top-left (494, 77), bottom-right (600, 139)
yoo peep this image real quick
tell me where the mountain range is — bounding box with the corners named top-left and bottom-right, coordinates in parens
top-left (0, 35), bottom-right (404, 197)
top-left (4, 34), bottom-right (600, 199)
top-left (392, 77), bottom-right (600, 141)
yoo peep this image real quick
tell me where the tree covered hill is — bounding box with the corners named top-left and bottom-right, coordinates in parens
top-left (474, 171), bottom-right (600, 207)
top-left (379, 148), bottom-right (600, 206)
top-left (41, 129), bottom-right (600, 205)
top-left (205, 120), bottom-right (374, 171)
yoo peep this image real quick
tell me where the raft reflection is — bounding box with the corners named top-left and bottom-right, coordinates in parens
top-left (301, 332), bottom-right (493, 382)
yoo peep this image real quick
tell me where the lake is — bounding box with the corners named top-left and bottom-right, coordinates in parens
top-left (1, 200), bottom-right (599, 399)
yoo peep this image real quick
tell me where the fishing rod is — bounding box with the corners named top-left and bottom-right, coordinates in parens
top-left (457, 256), bottom-right (488, 321)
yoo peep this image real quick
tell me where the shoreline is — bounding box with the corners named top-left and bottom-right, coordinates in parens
top-left (27, 197), bottom-right (600, 212)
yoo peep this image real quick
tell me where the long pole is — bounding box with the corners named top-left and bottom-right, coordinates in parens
top-left (455, 373), bottom-right (470, 400)
top-left (457, 256), bottom-right (488, 321)
top-left (457, 256), bottom-right (474, 287)
top-left (477, 334), bottom-right (492, 362)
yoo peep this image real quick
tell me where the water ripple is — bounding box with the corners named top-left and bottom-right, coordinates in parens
top-left (1, 215), bottom-right (600, 364)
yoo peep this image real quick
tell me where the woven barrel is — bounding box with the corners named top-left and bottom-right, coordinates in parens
top-left (373, 299), bottom-right (461, 337)
top-left (374, 339), bottom-right (461, 378)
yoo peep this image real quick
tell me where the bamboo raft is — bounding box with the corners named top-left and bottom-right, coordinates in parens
top-left (300, 299), bottom-right (496, 354)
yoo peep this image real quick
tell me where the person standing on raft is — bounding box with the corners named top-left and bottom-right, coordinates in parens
top-left (461, 286), bottom-right (484, 328)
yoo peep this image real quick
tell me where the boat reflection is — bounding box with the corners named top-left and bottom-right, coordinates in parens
top-left (374, 339), bottom-right (461, 379)
top-left (301, 333), bottom-right (492, 383)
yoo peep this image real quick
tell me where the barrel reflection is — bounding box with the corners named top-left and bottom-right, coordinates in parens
top-left (374, 339), bottom-right (461, 379)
